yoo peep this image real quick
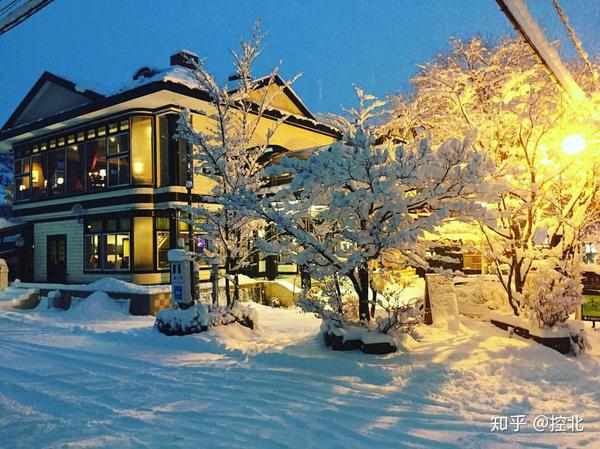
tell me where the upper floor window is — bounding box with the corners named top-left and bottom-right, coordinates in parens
top-left (13, 118), bottom-right (147, 201)
top-left (14, 157), bottom-right (30, 201)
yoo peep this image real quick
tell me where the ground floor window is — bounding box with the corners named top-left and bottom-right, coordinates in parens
top-left (84, 218), bottom-right (131, 271)
top-left (156, 217), bottom-right (170, 270)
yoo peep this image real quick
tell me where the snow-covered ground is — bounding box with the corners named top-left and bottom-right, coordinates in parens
top-left (1, 296), bottom-right (600, 448)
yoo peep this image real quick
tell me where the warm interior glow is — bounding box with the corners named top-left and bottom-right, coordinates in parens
top-left (561, 134), bottom-right (586, 155)
top-left (133, 162), bottom-right (144, 174)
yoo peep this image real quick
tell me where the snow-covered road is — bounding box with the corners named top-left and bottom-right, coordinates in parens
top-left (1, 298), bottom-right (600, 449)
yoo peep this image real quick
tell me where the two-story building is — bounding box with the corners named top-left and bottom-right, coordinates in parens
top-left (0, 50), bottom-right (338, 285)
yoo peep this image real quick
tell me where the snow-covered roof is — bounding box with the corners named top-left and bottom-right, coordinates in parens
top-left (0, 217), bottom-right (24, 231)
top-left (117, 65), bottom-right (204, 94)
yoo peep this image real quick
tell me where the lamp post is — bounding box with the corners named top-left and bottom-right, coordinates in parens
top-left (186, 142), bottom-right (196, 304)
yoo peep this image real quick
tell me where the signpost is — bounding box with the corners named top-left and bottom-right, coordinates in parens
top-left (582, 292), bottom-right (600, 328)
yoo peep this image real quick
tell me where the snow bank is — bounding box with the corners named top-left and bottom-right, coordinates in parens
top-left (65, 292), bottom-right (131, 321)
top-left (16, 278), bottom-right (170, 294)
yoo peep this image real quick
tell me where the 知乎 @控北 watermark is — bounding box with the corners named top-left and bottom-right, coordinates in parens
top-left (490, 415), bottom-right (584, 432)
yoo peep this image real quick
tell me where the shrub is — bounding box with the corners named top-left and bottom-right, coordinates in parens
top-left (155, 303), bottom-right (258, 336)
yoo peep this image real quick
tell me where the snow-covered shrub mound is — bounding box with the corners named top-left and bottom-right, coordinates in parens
top-left (65, 291), bottom-right (130, 321)
top-left (155, 303), bottom-right (258, 336)
top-left (521, 265), bottom-right (582, 328)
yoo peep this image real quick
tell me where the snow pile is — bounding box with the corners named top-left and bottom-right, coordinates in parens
top-left (65, 292), bottom-right (131, 321)
top-left (0, 286), bottom-right (37, 303)
top-left (155, 303), bottom-right (258, 336)
top-left (454, 276), bottom-right (508, 316)
top-left (87, 278), bottom-right (170, 294)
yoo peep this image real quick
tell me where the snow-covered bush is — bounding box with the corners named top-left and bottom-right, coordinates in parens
top-left (521, 265), bottom-right (583, 328)
top-left (298, 275), bottom-right (358, 327)
top-left (373, 288), bottom-right (423, 336)
top-left (155, 303), bottom-right (258, 336)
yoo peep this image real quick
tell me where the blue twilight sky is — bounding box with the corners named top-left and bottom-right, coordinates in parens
top-left (0, 0), bottom-right (598, 126)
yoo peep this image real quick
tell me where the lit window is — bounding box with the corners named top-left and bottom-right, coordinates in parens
top-left (156, 217), bottom-right (171, 270)
top-left (131, 116), bottom-right (153, 185)
top-left (85, 234), bottom-right (101, 270)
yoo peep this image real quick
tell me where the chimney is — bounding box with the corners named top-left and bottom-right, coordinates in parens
top-left (170, 50), bottom-right (199, 70)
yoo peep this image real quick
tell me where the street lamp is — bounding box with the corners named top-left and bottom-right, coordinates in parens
top-left (562, 134), bottom-right (587, 155)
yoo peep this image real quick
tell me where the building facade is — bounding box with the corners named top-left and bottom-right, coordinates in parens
top-left (0, 51), bottom-right (338, 284)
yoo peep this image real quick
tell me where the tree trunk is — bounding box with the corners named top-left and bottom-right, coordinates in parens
top-left (300, 264), bottom-right (311, 291)
top-left (357, 263), bottom-right (370, 321)
top-left (233, 272), bottom-right (240, 305)
top-left (370, 286), bottom-right (377, 319)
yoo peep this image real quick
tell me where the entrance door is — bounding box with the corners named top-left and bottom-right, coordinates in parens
top-left (47, 235), bottom-right (67, 283)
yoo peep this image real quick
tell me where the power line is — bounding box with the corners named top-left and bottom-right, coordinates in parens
top-left (0, 0), bottom-right (54, 36)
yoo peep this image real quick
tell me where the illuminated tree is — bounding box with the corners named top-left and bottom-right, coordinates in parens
top-left (390, 36), bottom-right (600, 319)
top-left (228, 88), bottom-right (498, 320)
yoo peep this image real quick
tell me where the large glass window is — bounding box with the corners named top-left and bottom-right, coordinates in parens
top-left (67, 144), bottom-right (85, 193)
top-left (84, 218), bottom-right (131, 272)
top-left (48, 148), bottom-right (66, 196)
top-left (17, 118), bottom-right (135, 201)
top-left (131, 116), bottom-right (153, 185)
top-left (85, 138), bottom-right (107, 191)
top-left (107, 132), bottom-right (130, 187)
top-left (133, 216), bottom-right (153, 270)
top-left (30, 153), bottom-right (48, 200)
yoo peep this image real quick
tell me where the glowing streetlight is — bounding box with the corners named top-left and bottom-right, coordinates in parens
top-left (561, 134), bottom-right (587, 155)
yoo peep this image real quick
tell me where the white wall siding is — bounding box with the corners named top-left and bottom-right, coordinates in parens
top-left (34, 220), bottom-right (83, 283)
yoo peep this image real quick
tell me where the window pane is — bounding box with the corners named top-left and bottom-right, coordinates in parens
top-left (108, 155), bottom-right (130, 186)
top-left (119, 217), bottom-right (131, 231)
top-left (106, 219), bottom-right (117, 232)
top-left (15, 176), bottom-right (30, 201)
top-left (67, 144), bottom-right (84, 193)
top-left (30, 153), bottom-right (48, 199)
top-left (133, 216), bottom-right (153, 270)
top-left (85, 138), bottom-right (107, 191)
top-left (118, 156), bottom-right (130, 185)
top-left (85, 235), bottom-right (101, 270)
top-left (156, 217), bottom-right (170, 231)
top-left (131, 116), bottom-right (153, 185)
top-left (103, 234), bottom-right (114, 270)
top-left (85, 220), bottom-right (103, 233)
top-left (48, 148), bottom-right (66, 196)
top-left (118, 234), bottom-right (130, 270)
top-left (156, 230), bottom-right (170, 269)
top-left (108, 132), bottom-right (129, 155)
